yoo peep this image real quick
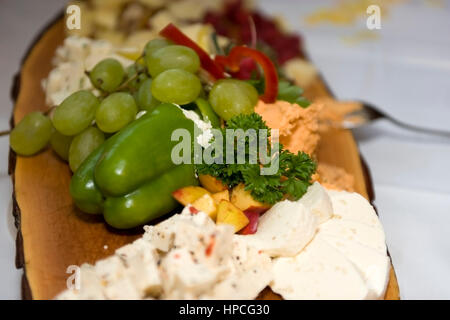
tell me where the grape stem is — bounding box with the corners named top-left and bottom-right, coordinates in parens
top-left (43, 106), bottom-right (55, 115)
top-left (115, 71), bottom-right (141, 92)
top-left (85, 53), bottom-right (145, 95)
top-left (117, 54), bottom-right (145, 92)
top-left (248, 16), bottom-right (257, 49)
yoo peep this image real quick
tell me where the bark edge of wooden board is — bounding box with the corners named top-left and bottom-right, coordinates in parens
top-left (9, 17), bottom-right (400, 300)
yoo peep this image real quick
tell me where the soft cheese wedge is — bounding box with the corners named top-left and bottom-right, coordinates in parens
top-left (271, 237), bottom-right (371, 300)
top-left (318, 234), bottom-right (390, 299)
top-left (270, 189), bottom-right (390, 300)
top-left (237, 200), bottom-right (319, 257)
top-left (298, 182), bottom-right (333, 224)
top-left (318, 219), bottom-right (387, 254)
top-left (56, 186), bottom-right (390, 300)
top-left (327, 190), bottom-right (383, 229)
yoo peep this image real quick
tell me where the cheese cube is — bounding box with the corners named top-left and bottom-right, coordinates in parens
top-left (95, 256), bottom-right (140, 300)
top-left (116, 239), bottom-right (162, 297)
top-left (204, 237), bottom-right (273, 300)
top-left (143, 214), bottom-right (183, 252)
top-left (77, 264), bottom-right (105, 300)
top-left (161, 248), bottom-right (222, 299)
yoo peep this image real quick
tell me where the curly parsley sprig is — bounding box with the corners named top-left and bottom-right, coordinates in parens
top-left (195, 113), bottom-right (316, 204)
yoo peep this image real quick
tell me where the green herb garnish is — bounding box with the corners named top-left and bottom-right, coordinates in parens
top-left (246, 79), bottom-right (311, 108)
top-left (277, 80), bottom-right (311, 108)
top-left (195, 113), bottom-right (316, 204)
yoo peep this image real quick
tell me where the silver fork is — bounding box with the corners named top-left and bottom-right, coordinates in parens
top-left (341, 101), bottom-right (450, 137)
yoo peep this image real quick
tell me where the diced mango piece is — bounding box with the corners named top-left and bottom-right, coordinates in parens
top-left (199, 174), bottom-right (228, 193)
top-left (231, 183), bottom-right (271, 212)
top-left (216, 200), bottom-right (249, 233)
top-left (191, 194), bottom-right (217, 220)
top-left (172, 186), bottom-right (210, 206)
top-left (211, 190), bottom-right (230, 204)
top-left (116, 48), bottom-right (142, 61)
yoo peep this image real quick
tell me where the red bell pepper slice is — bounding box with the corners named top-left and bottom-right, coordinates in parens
top-left (160, 23), bottom-right (225, 79)
top-left (215, 46), bottom-right (279, 103)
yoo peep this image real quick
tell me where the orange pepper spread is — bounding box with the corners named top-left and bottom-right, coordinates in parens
top-left (255, 100), bottom-right (323, 156)
top-left (315, 163), bottom-right (355, 192)
top-left (255, 99), bottom-right (355, 192)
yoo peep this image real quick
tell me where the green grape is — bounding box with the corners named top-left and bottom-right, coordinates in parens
top-left (146, 45), bottom-right (200, 77)
top-left (208, 79), bottom-right (258, 120)
top-left (69, 127), bottom-right (105, 172)
top-left (125, 64), bottom-right (149, 91)
top-left (95, 92), bottom-right (138, 133)
top-left (50, 131), bottom-right (73, 161)
top-left (136, 78), bottom-right (160, 111)
top-left (144, 38), bottom-right (172, 59)
top-left (151, 69), bottom-right (201, 105)
top-left (10, 112), bottom-right (53, 156)
top-left (52, 90), bottom-right (99, 136)
top-left (89, 58), bottom-right (125, 92)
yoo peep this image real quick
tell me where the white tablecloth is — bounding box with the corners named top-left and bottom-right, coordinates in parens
top-left (258, 0), bottom-right (450, 299)
top-left (0, 0), bottom-right (449, 299)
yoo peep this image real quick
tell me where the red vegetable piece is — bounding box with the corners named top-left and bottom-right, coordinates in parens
top-left (159, 23), bottom-right (225, 79)
top-left (230, 57), bottom-right (258, 80)
top-left (238, 207), bottom-right (265, 235)
top-left (189, 206), bottom-right (199, 215)
top-left (215, 46), bottom-right (278, 103)
top-left (205, 235), bottom-right (216, 256)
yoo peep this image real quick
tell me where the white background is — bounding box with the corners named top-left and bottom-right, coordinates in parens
top-left (0, 0), bottom-right (449, 299)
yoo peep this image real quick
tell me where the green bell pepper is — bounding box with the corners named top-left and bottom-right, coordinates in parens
top-left (70, 143), bottom-right (105, 214)
top-left (94, 103), bottom-right (196, 197)
top-left (104, 164), bottom-right (198, 229)
top-left (70, 103), bottom-right (199, 229)
top-left (69, 130), bottom-right (121, 214)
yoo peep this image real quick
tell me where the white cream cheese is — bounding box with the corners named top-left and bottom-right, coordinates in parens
top-left (42, 36), bottom-right (135, 107)
top-left (56, 185), bottom-right (390, 301)
top-left (179, 108), bottom-right (214, 149)
top-left (202, 237), bottom-right (273, 300)
top-left (298, 182), bottom-right (333, 224)
top-left (271, 237), bottom-right (371, 300)
top-left (237, 200), bottom-right (319, 257)
top-left (269, 188), bottom-right (390, 300)
top-left (56, 210), bottom-right (272, 300)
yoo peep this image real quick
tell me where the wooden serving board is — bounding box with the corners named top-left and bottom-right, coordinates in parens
top-left (10, 16), bottom-right (400, 300)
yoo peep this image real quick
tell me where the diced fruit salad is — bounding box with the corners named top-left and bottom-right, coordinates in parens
top-left (172, 181), bottom-right (265, 234)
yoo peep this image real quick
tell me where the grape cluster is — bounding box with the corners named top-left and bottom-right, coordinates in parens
top-left (10, 38), bottom-right (259, 173)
